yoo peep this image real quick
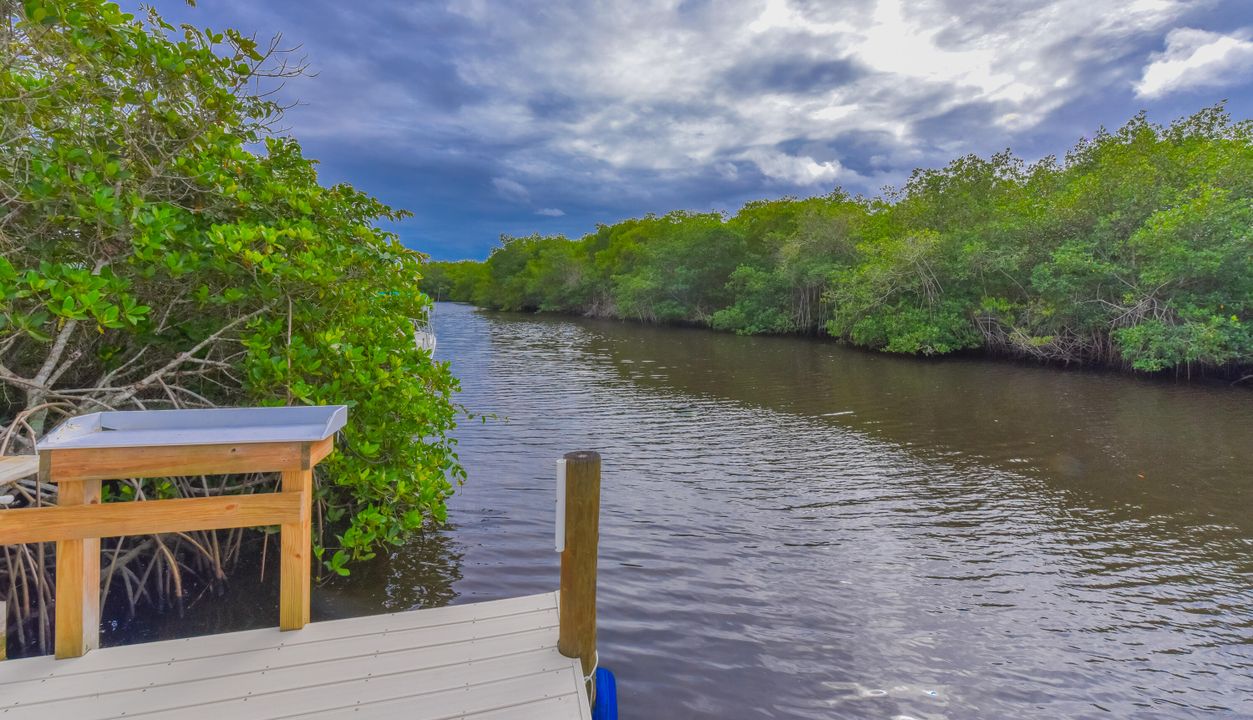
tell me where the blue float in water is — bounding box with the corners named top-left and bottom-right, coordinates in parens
top-left (592, 667), bottom-right (618, 720)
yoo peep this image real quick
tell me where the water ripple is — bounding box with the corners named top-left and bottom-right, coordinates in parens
top-left (404, 303), bottom-right (1253, 719)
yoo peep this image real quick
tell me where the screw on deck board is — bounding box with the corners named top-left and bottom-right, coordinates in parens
top-left (557, 450), bottom-right (600, 688)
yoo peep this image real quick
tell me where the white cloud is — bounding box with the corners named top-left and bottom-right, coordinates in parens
top-left (748, 0), bottom-right (853, 35)
top-left (1135, 28), bottom-right (1253, 98)
top-left (535, 207), bottom-right (565, 217)
top-left (740, 147), bottom-right (845, 186)
top-left (491, 177), bottom-right (530, 203)
top-left (223, 0), bottom-right (1201, 208)
top-left (445, 0), bottom-right (1193, 193)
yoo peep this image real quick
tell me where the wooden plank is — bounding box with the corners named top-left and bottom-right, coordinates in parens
top-left (3, 620), bottom-right (559, 707)
top-left (0, 455), bottom-right (38, 485)
top-left (53, 477), bottom-right (101, 659)
top-left (0, 593), bottom-right (587, 720)
top-left (257, 669), bottom-right (587, 720)
top-left (44, 442), bottom-right (306, 482)
top-left (570, 660), bottom-right (594, 720)
top-left (306, 436), bottom-right (334, 467)
top-left (0, 593), bottom-right (559, 681)
top-left (275, 666), bottom-right (587, 720)
top-left (18, 645), bottom-right (572, 719)
top-left (106, 665), bottom-right (584, 720)
top-left (0, 494), bottom-right (303, 545)
top-left (460, 693), bottom-right (586, 720)
top-left (279, 467), bottom-right (313, 630)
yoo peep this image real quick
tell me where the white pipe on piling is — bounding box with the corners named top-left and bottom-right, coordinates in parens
top-left (555, 458), bottom-right (567, 553)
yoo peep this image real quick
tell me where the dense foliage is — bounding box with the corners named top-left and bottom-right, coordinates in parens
top-left (427, 107), bottom-right (1251, 376)
top-left (0, 0), bottom-right (459, 650)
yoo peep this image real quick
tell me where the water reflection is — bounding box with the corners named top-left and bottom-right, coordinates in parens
top-left (431, 303), bottom-right (1251, 719)
top-left (320, 528), bottom-right (463, 616)
top-left (583, 318), bottom-right (1252, 531)
top-left (109, 302), bottom-right (1253, 719)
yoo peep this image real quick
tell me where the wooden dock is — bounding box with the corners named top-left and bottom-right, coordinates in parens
top-left (0, 410), bottom-right (605, 719)
top-left (0, 592), bottom-right (590, 719)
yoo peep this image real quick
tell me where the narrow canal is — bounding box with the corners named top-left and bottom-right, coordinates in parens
top-left (136, 301), bottom-right (1253, 719)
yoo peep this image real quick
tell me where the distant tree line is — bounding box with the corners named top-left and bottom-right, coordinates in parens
top-left (423, 107), bottom-right (1251, 377)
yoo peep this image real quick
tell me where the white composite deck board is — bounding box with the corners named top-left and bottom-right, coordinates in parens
top-left (454, 692), bottom-right (589, 720)
top-left (268, 666), bottom-right (591, 720)
top-left (43, 650), bottom-right (574, 720)
top-left (7, 622), bottom-right (559, 708)
top-left (0, 592), bottom-right (588, 720)
top-left (1, 592), bottom-right (558, 682)
top-left (187, 664), bottom-right (581, 720)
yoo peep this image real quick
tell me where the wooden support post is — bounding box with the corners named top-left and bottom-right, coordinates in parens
top-left (51, 455), bottom-right (102, 659)
top-left (1, 599), bottom-right (7, 661)
top-left (279, 450), bottom-right (313, 631)
top-left (558, 450), bottom-right (601, 687)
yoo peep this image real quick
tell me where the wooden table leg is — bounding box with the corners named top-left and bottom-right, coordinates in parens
top-left (53, 472), bottom-right (101, 659)
top-left (279, 466), bottom-right (312, 630)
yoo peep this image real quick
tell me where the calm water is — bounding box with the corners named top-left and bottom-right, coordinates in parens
top-left (133, 302), bottom-right (1253, 719)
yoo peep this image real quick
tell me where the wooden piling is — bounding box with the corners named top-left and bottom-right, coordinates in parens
top-left (558, 450), bottom-right (600, 685)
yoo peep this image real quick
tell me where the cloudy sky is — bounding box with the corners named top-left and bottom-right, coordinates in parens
top-left (135, 0), bottom-right (1253, 259)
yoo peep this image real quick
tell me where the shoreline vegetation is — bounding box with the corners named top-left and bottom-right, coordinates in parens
top-left (1, 1), bottom-right (458, 653)
top-left (424, 106), bottom-right (1251, 382)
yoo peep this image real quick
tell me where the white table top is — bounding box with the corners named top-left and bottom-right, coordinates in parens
top-left (36, 406), bottom-right (348, 450)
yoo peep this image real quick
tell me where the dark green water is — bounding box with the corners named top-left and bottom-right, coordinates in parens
top-left (121, 302), bottom-right (1253, 719)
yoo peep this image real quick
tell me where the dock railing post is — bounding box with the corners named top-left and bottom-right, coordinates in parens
top-left (558, 450), bottom-right (600, 694)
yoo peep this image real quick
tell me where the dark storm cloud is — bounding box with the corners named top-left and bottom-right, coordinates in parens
top-left (131, 0), bottom-right (1253, 259)
top-left (814, 129), bottom-right (919, 180)
top-left (723, 57), bottom-right (865, 94)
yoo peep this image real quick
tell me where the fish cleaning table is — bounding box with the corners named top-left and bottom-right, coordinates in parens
top-left (0, 407), bottom-right (598, 719)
